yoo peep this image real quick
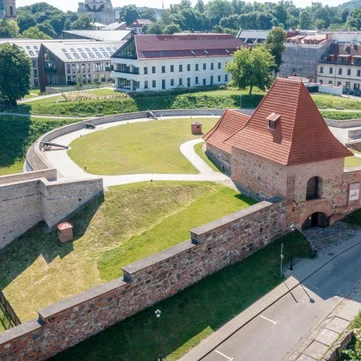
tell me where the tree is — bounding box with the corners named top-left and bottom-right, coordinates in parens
top-left (139, 8), bottom-right (157, 22)
top-left (21, 26), bottom-right (52, 39)
top-left (37, 21), bottom-right (57, 38)
top-left (119, 5), bottom-right (139, 26)
top-left (71, 15), bottom-right (93, 30)
top-left (265, 26), bottom-right (287, 73)
top-left (161, 10), bottom-right (172, 25)
top-left (0, 44), bottom-right (31, 105)
top-left (195, 0), bottom-right (205, 13)
top-left (0, 19), bottom-right (18, 38)
top-left (206, 0), bottom-right (233, 26)
top-left (163, 23), bottom-right (181, 34)
top-left (144, 23), bottom-right (164, 34)
top-left (76, 74), bottom-right (83, 89)
top-left (17, 11), bottom-right (37, 33)
top-left (299, 9), bottom-right (313, 29)
top-left (226, 45), bottom-right (275, 94)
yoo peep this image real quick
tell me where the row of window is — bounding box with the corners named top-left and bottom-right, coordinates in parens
top-left (320, 79), bottom-right (361, 91)
top-left (66, 62), bottom-right (111, 74)
top-left (140, 74), bottom-right (228, 89)
top-left (67, 74), bottom-right (108, 84)
top-left (143, 62), bottom-right (225, 75)
top-left (319, 66), bottom-right (361, 77)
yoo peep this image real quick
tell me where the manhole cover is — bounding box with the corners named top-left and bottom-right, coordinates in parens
top-left (328, 252), bottom-right (335, 256)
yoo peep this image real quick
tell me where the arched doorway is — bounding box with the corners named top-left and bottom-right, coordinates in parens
top-left (302, 212), bottom-right (328, 230)
top-left (306, 176), bottom-right (322, 200)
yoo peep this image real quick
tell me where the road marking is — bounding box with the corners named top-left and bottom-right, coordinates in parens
top-left (260, 315), bottom-right (277, 325)
top-left (215, 350), bottom-right (234, 361)
top-left (311, 285), bottom-right (319, 290)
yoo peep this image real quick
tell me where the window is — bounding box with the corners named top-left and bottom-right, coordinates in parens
top-left (329, 67), bottom-right (333, 74)
top-left (203, 78), bottom-right (206, 86)
top-left (152, 66), bottom-right (156, 74)
top-left (319, 66), bottom-right (323, 74)
top-left (225, 74), bottom-right (228, 82)
top-left (346, 81), bottom-right (350, 89)
top-left (144, 80), bottom-right (148, 89)
top-left (195, 76), bottom-right (199, 84)
top-left (329, 80), bottom-right (333, 85)
top-left (72, 64), bottom-right (76, 73)
top-left (211, 63), bottom-right (214, 70)
top-left (162, 79), bottom-right (166, 90)
top-left (306, 177), bottom-right (321, 200)
top-left (33, 69), bottom-right (38, 77)
top-left (218, 75), bottom-right (221, 82)
top-left (337, 81), bottom-right (342, 86)
top-left (218, 62), bottom-right (221, 69)
top-left (162, 66), bottom-right (166, 73)
top-left (144, 67), bottom-right (148, 75)
top-left (152, 80), bottom-right (156, 88)
top-left (32, 59), bottom-right (37, 68)
top-left (338, 68), bottom-right (342, 75)
top-left (67, 64), bottom-right (71, 73)
top-left (187, 64), bottom-right (191, 71)
top-left (187, 77), bottom-right (191, 87)
top-left (203, 63), bottom-right (206, 70)
top-left (170, 65), bottom-right (174, 72)
top-left (319, 80), bottom-right (323, 84)
top-left (171, 79), bottom-right (174, 86)
top-left (347, 69), bottom-right (351, 76)
top-left (179, 78), bottom-right (183, 86)
top-left (358, 70), bottom-right (361, 77)
top-left (179, 64), bottom-right (183, 72)
top-left (354, 83), bottom-right (360, 91)
top-left (210, 75), bottom-right (213, 85)
top-left (195, 64), bottom-right (199, 71)
top-left (267, 112), bottom-right (280, 131)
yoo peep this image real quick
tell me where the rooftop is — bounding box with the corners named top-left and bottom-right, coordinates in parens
top-left (62, 30), bottom-right (131, 42)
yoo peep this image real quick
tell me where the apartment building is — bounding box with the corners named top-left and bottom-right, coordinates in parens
top-left (317, 43), bottom-right (361, 92)
top-left (111, 34), bottom-right (246, 92)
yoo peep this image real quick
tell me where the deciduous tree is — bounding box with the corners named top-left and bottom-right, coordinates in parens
top-left (265, 26), bottom-right (287, 73)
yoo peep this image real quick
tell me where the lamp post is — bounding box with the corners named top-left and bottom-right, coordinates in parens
top-left (289, 223), bottom-right (296, 271)
top-left (155, 309), bottom-right (163, 361)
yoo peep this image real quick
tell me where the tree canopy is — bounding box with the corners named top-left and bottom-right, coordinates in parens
top-left (226, 45), bottom-right (275, 94)
top-left (265, 26), bottom-right (287, 73)
top-left (0, 43), bottom-right (31, 105)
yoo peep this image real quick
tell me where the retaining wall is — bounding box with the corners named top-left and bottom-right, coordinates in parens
top-left (0, 200), bottom-right (287, 361)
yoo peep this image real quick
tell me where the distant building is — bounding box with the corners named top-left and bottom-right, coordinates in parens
top-left (0, 0), bottom-right (16, 19)
top-left (128, 19), bottom-right (153, 35)
top-left (111, 34), bottom-right (247, 92)
top-left (91, 22), bottom-right (106, 30)
top-left (77, 0), bottom-right (115, 25)
top-left (62, 30), bottom-right (131, 42)
top-left (237, 30), bottom-right (269, 45)
top-left (102, 22), bottom-right (127, 31)
top-left (38, 40), bottom-right (125, 92)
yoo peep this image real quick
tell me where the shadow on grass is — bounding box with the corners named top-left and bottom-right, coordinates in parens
top-left (50, 231), bottom-right (313, 361)
top-left (4, 104), bottom-right (32, 115)
top-left (0, 195), bottom-right (104, 292)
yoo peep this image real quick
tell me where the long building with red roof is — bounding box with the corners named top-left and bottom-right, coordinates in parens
top-left (204, 78), bottom-right (361, 230)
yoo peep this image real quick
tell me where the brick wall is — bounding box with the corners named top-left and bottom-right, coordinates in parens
top-left (205, 144), bottom-right (231, 174)
top-left (0, 200), bottom-right (286, 361)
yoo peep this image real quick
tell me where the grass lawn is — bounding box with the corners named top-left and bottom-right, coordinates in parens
top-left (50, 231), bottom-right (313, 361)
top-left (68, 117), bottom-right (218, 175)
top-left (0, 116), bottom-right (78, 176)
top-left (0, 307), bottom-right (12, 332)
top-left (194, 141), bottom-right (220, 172)
top-left (345, 156), bottom-right (361, 168)
top-left (313, 94), bottom-right (361, 110)
top-left (0, 182), bottom-right (253, 322)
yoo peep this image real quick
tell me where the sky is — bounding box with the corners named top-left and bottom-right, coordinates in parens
top-left (16, 0), bottom-right (346, 12)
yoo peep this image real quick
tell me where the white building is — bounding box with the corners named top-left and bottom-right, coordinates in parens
top-left (111, 34), bottom-right (247, 92)
top-left (77, 0), bottom-right (115, 25)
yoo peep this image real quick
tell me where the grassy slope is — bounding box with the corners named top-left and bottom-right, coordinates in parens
top-left (194, 141), bottom-right (220, 172)
top-left (68, 118), bottom-right (218, 175)
top-left (50, 231), bottom-right (313, 361)
top-left (0, 116), bottom-right (78, 176)
top-left (0, 182), bottom-right (253, 321)
top-left (345, 156), bottom-right (361, 168)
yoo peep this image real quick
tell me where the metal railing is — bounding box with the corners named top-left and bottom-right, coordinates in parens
top-left (0, 290), bottom-right (21, 327)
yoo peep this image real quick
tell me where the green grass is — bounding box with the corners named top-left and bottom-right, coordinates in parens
top-left (68, 118), bottom-right (218, 175)
top-left (0, 307), bottom-right (12, 332)
top-left (321, 111), bottom-right (361, 120)
top-left (194, 141), bottom-right (220, 172)
top-left (50, 231), bottom-right (313, 361)
top-left (313, 94), bottom-right (361, 110)
top-left (98, 185), bottom-right (254, 280)
top-left (0, 182), bottom-right (253, 322)
top-left (345, 156), bottom-right (361, 168)
top-left (0, 116), bottom-right (78, 176)
top-left (343, 207), bottom-right (361, 226)
top-left (87, 88), bottom-right (119, 96)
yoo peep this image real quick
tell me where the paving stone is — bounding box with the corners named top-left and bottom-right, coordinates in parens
top-left (326, 317), bottom-right (350, 334)
top-left (296, 354), bottom-right (317, 361)
top-left (337, 299), bottom-right (361, 322)
top-left (303, 341), bottom-right (329, 360)
top-left (315, 329), bottom-right (340, 346)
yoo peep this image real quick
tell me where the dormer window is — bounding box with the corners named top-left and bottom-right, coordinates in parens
top-left (267, 113), bottom-right (281, 131)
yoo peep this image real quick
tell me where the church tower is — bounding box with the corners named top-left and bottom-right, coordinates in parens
top-left (4, 0), bottom-right (16, 19)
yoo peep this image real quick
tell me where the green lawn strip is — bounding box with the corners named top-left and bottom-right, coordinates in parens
top-left (0, 116), bottom-right (78, 176)
top-left (68, 118), bottom-right (218, 175)
top-left (313, 94), bottom-right (361, 110)
top-left (321, 111), bottom-right (361, 120)
top-left (345, 156), bottom-right (361, 168)
top-left (87, 88), bottom-right (119, 96)
top-left (51, 231), bottom-right (313, 361)
top-left (0, 182), bottom-right (250, 321)
top-left (194, 141), bottom-right (220, 172)
top-left (98, 186), bottom-right (254, 280)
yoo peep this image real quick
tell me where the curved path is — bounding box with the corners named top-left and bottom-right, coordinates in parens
top-left (43, 116), bottom-right (229, 188)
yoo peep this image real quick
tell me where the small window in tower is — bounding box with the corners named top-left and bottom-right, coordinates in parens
top-left (267, 112), bottom-right (281, 131)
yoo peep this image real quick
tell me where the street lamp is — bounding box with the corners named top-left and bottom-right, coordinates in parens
top-left (289, 223), bottom-right (296, 271)
top-left (155, 309), bottom-right (163, 361)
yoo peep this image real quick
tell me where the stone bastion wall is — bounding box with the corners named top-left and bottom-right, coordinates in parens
top-left (0, 200), bottom-right (287, 361)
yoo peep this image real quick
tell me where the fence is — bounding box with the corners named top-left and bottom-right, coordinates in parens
top-left (0, 290), bottom-right (21, 327)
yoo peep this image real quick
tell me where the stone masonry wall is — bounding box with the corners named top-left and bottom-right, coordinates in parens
top-left (205, 143), bottom-right (231, 174)
top-left (0, 200), bottom-right (287, 361)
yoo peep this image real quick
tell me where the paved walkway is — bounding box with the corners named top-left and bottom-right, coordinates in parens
top-left (42, 116), bottom-right (229, 188)
top-left (0, 112), bottom-right (88, 120)
top-left (180, 234), bottom-right (361, 361)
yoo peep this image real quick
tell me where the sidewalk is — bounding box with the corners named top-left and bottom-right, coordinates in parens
top-left (179, 235), bottom-right (361, 361)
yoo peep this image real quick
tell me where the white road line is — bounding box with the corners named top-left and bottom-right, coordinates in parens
top-left (311, 285), bottom-right (319, 290)
top-left (260, 315), bottom-right (278, 325)
top-left (215, 349), bottom-right (234, 361)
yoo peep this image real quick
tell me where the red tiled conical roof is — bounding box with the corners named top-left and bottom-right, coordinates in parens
top-left (225, 78), bottom-right (352, 165)
top-left (203, 109), bottom-right (250, 153)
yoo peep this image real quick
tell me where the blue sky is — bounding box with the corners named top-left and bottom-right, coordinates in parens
top-left (16, 0), bottom-right (345, 12)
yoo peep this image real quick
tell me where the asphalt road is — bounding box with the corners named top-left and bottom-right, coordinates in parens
top-left (202, 242), bottom-right (361, 361)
